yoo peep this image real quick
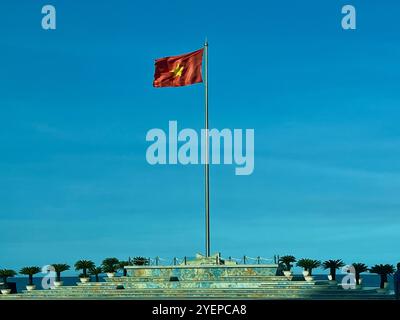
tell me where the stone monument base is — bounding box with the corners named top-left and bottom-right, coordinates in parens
top-left (1, 253), bottom-right (394, 299)
top-left (125, 253), bottom-right (278, 283)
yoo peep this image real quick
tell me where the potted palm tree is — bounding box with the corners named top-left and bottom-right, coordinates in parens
top-left (133, 256), bottom-right (150, 266)
top-left (297, 258), bottom-right (321, 281)
top-left (20, 266), bottom-right (41, 291)
top-left (322, 259), bottom-right (345, 284)
top-left (89, 266), bottom-right (103, 282)
top-left (370, 264), bottom-right (395, 293)
top-left (352, 263), bottom-right (368, 289)
top-left (74, 260), bottom-right (95, 283)
top-left (278, 255), bottom-right (296, 278)
top-left (51, 264), bottom-right (70, 287)
top-left (118, 261), bottom-right (131, 277)
top-left (0, 269), bottom-right (17, 294)
top-left (102, 258), bottom-right (120, 278)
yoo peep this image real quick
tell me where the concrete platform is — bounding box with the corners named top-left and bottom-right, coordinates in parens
top-left (0, 258), bottom-right (395, 300)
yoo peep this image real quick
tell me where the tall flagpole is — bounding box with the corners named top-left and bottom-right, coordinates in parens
top-left (204, 39), bottom-right (210, 257)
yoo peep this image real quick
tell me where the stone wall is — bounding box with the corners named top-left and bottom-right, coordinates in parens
top-left (125, 264), bottom-right (279, 280)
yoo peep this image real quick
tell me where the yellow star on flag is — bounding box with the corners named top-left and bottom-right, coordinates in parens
top-left (171, 64), bottom-right (184, 78)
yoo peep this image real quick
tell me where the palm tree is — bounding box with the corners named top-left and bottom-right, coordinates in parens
top-left (133, 256), bottom-right (150, 266)
top-left (370, 264), bottom-right (395, 289)
top-left (118, 261), bottom-right (131, 276)
top-left (352, 263), bottom-right (368, 285)
top-left (20, 266), bottom-right (41, 286)
top-left (279, 255), bottom-right (296, 271)
top-left (51, 264), bottom-right (70, 282)
top-left (89, 266), bottom-right (103, 282)
top-left (101, 257), bottom-right (120, 273)
top-left (74, 260), bottom-right (95, 278)
top-left (297, 258), bottom-right (321, 276)
top-left (322, 259), bottom-right (345, 281)
top-left (0, 269), bottom-right (17, 288)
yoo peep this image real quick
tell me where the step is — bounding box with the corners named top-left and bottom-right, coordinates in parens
top-left (106, 276), bottom-right (290, 282)
top-left (16, 292), bottom-right (394, 300)
top-left (20, 288), bottom-right (388, 297)
top-left (75, 283), bottom-right (319, 290)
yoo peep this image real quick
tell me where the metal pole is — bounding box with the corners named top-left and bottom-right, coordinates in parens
top-left (204, 39), bottom-right (210, 257)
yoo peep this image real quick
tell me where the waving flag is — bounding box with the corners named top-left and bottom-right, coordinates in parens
top-left (153, 48), bottom-right (204, 88)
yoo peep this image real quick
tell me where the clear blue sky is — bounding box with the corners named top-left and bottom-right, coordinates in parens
top-left (1, 0), bottom-right (399, 271)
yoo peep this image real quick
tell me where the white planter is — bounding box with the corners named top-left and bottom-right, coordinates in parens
top-left (283, 271), bottom-right (292, 277)
top-left (106, 272), bottom-right (115, 278)
top-left (1, 289), bottom-right (11, 295)
top-left (304, 275), bottom-right (314, 282)
top-left (26, 285), bottom-right (36, 291)
top-left (80, 277), bottom-right (90, 283)
top-left (327, 274), bottom-right (337, 284)
top-left (54, 281), bottom-right (63, 287)
top-left (302, 270), bottom-right (309, 277)
top-left (384, 282), bottom-right (389, 289)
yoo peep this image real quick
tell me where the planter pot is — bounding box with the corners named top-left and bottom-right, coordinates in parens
top-left (283, 271), bottom-right (292, 278)
top-left (1, 289), bottom-right (11, 295)
top-left (302, 270), bottom-right (310, 277)
top-left (54, 281), bottom-right (63, 287)
top-left (106, 272), bottom-right (115, 278)
top-left (327, 274), bottom-right (337, 284)
top-left (384, 282), bottom-right (389, 289)
top-left (376, 283), bottom-right (389, 293)
top-left (26, 285), bottom-right (36, 291)
top-left (80, 277), bottom-right (90, 283)
top-left (304, 275), bottom-right (314, 282)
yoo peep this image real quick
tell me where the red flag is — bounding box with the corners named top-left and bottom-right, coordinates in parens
top-left (153, 48), bottom-right (204, 88)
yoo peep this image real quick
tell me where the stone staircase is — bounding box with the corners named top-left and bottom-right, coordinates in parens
top-left (1, 276), bottom-right (395, 300)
